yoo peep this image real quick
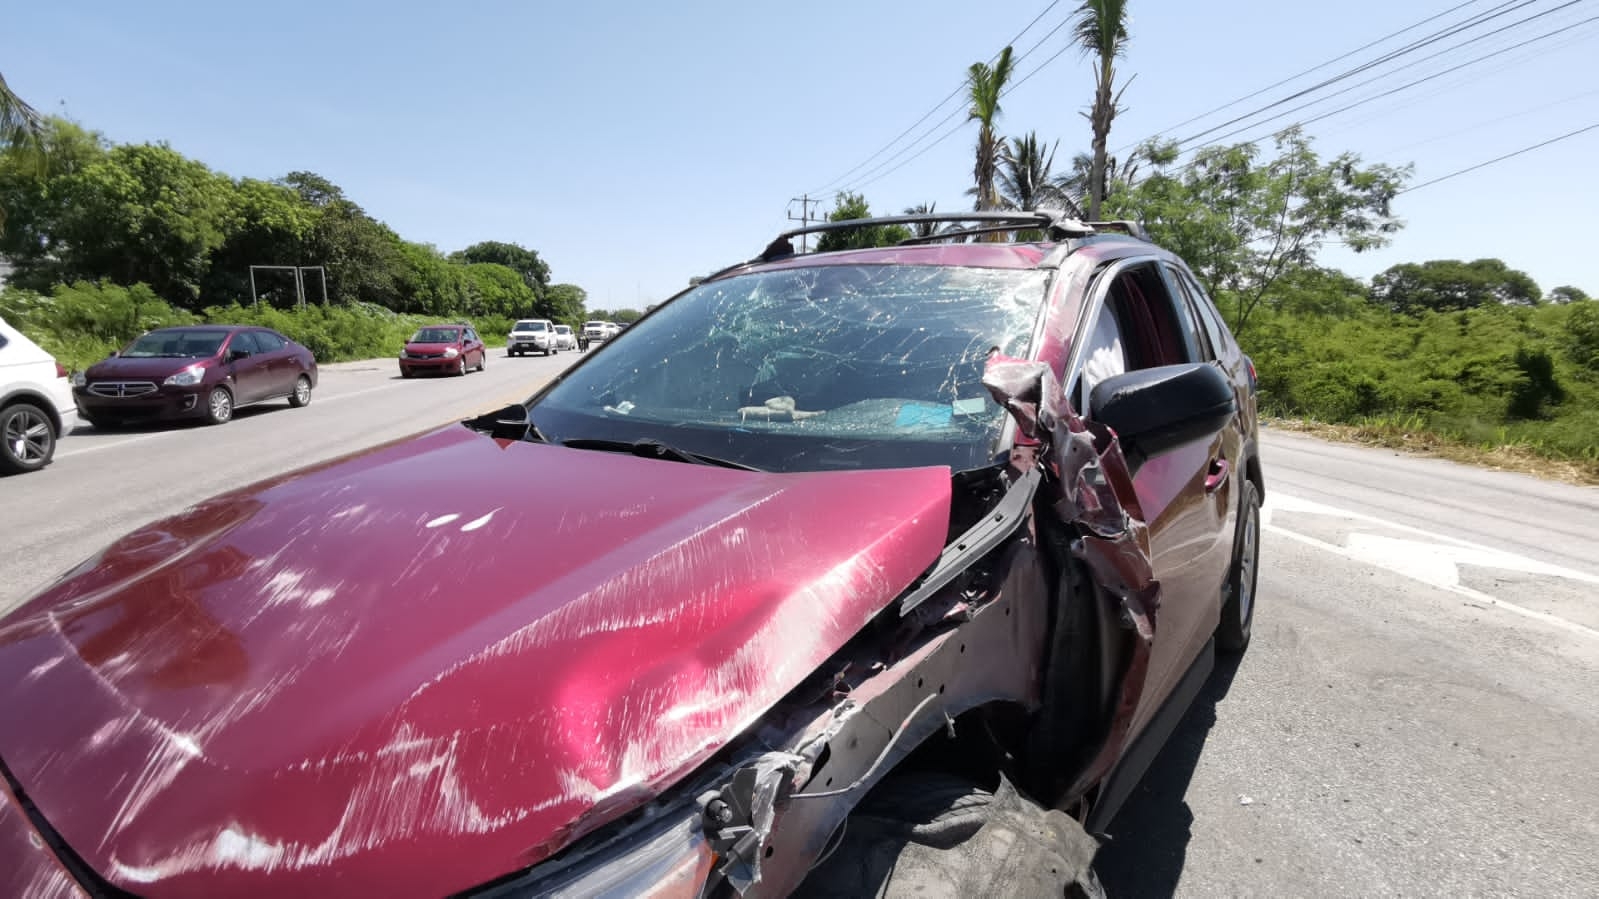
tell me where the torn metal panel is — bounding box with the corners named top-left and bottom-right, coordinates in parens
top-left (0, 425), bottom-right (951, 898)
top-left (982, 354), bottom-right (1161, 814)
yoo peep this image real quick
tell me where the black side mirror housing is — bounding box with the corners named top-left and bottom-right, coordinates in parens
top-left (1089, 363), bottom-right (1236, 473)
top-left (228, 349), bottom-right (251, 363)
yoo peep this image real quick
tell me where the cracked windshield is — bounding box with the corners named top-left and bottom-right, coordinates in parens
top-left (534, 264), bottom-right (1046, 472)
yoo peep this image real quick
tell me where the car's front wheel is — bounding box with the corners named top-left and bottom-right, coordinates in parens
top-left (0, 402), bottom-right (57, 475)
top-left (1217, 478), bottom-right (1261, 653)
top-left (477, 351), bottom-right (487, 372)
top-left (289, 375), bottom-right (313, 408)
top-left (799, 771), bottom-right (1103, 898)
top-left (455, 357), bottom-right (468, 377)
top-left (205, 387), bottom-right (233, 425)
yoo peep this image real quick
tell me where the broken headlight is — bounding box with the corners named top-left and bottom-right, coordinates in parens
top-left (484, 806), bottom-right (714, 899)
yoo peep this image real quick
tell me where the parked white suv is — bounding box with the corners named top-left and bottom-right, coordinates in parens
top-left (508, 319), bottom-right (557, 356)
top-left (0, 316), bottom-right (76, 474)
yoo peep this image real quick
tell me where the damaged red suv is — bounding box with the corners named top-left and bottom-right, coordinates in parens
top-left (0, 211), bottom-right (1261, 898)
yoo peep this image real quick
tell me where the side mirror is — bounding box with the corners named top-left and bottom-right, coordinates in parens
top-left (109, 350), bottom-right (119, 358)
top-left (1089, 363), bottom-right (1236, 472)
top-left (228, 349), bottom-right (251, 363)
top-left (468, 403), bottom-right (532, 441)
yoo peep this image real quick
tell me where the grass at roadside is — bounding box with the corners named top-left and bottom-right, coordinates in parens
top-left (1267, 416), bottom-right (1599, 486)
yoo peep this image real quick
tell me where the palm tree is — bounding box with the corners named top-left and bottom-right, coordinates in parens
top-left (966, 46), bottom-right (1015, 213)
top-left (0, 71), bottom-right (46, 233)
top-left (903, 202), bottom-right (940, 239)
top-left (999, 132), bottom-right (1063, 211)
top-left (0, 72), bottom-right (44, 155)
top-left (1071, 0), bottom-right (1131, 220)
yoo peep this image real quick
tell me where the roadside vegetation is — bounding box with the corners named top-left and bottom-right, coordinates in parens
top-left (0, 115), bottom-right (589, 366)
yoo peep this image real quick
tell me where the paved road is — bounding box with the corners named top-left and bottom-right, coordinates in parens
top-left (0, 348), bottom-right (579, 613)
top-left (4, 384), bottom-right (1597, 896)
top-left (1098, 429), bottom-right (1599, 897)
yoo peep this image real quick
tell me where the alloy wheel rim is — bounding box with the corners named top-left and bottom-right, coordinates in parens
top-left (1238, 508), bottom-right (1258, 623)
top-left (5, 410), bottom-right (50, 462)
top-left (211, 391), bottom-right (231, 420)
top-left (295, 379), bottom-right (310, 403)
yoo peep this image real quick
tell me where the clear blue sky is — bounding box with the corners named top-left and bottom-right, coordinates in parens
top-left (5, 0), bottom-right (1597, 308)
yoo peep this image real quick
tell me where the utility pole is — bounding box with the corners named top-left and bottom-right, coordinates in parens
top-left (787, 194), bottom-right (824, 254)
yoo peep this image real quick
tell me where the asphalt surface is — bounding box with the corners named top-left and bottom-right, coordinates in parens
top-left (3, 375), bottom-right (1597, 897)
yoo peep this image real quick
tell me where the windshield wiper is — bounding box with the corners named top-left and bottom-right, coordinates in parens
top-left (561, 438), bottom-right (761, 471)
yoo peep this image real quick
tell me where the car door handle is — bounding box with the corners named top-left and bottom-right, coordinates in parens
top-left (1204, 458), bottom-right (1230, 493)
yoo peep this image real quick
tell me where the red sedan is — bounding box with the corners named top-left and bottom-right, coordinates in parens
top-left (398, 324), bottom-right (487, 377)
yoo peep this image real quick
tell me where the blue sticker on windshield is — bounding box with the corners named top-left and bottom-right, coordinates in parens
top-left (895, 403), bottom-right (954, 428)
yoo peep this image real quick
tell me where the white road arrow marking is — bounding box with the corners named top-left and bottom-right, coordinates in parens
top-left (1264, 492), bottom-right (1599, 640)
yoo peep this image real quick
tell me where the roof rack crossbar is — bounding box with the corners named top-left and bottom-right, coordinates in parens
top-left (757, 208), bottom-right (1147, 261)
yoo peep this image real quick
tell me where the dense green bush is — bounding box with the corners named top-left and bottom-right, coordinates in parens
top-left (1241, 300), bottom-right (1599, 463)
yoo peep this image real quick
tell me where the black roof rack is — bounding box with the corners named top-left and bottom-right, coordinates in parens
top-left (756, 209), bottom-right (1150, 262)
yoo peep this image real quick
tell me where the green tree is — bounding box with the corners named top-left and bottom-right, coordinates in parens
top-left (205, 178), bottom-right (317, 304)
top-left (1370, 258), bottom-right (1541, 315)
top-left (49, 143), bottom-right (233, 304)
top-left (545, 283), bottom-right (588, 325)
top-left (1547, 285), bottom-right (1590, 304)
top-left (0, 118), bottom-right (107, 283)
top-left (279, 171), bottom-right (345, 207)
top-left (1071, 0), bottom-right (1131, 220)
top-left (304, 196), bottom-right (409, 307)
top-left (1566, 301), bottom-right (1599, 371)
top-left (610, 308), bottom-right (642, 324)
top-left (965, 46), bottom-right (1015, 212)
top-left (1109, 128), bottom-right (1408, 332)
top-left (450, 240), bottom-right (550, 294)
top-left (815, 192), bottom-right (912, 252)
top-left (460, 263), bottom-right (536, 317)
top-left (998, 132), bottom-right (1065, 212)
top-left (902, 202), bottom-right (940, 238)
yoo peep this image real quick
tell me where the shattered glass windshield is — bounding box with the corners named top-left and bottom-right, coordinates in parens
top-left (532, 264), bottom-right (1049, 473)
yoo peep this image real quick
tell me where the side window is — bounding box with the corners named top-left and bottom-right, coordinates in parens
top-left (1181, 270), bottom-right (1234, 355)
top-left (254, 330), bottom-right (286, 352)
top-left (230, 332), bottom-right (261, 355)
top-left (466, 329), bottom-right (479, 343)
top-left (1070, 261), bottom-right (1202, 413)
top-left (1164, 264), bottom-right (1215, 362)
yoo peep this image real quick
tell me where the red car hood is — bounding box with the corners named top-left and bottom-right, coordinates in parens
top-left (0, 426), bottom-right (950, 898)
top-left (403, 341), bottom-right (459, 353)
top-left (86, 356), bottom-right (214, 380)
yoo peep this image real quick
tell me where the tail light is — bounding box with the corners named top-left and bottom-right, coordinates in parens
top-left (55, 361), bottom-right (69, 380)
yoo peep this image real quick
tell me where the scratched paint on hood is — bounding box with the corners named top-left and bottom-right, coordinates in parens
top-left (0, 425), bottom-right (951, 898)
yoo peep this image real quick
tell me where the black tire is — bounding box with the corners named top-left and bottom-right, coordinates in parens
top-left (288, 374), bottom-right (313, 408)
top-left (205, 387), bottom-right (233, 425)
top-left (455, 357), bottom-right (468, 377)
top-left (401, 368), bottom-right (415, 378)
top-left (1217, 478), bottom-right (1261, 653)
top-left (477, 351), bottom-right (487, 372)
top-left (0, 402), bottom-right (57, 474)
top-left (798, 772), bottom-right (1102, 898)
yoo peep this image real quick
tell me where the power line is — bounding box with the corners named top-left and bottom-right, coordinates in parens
top-left (839, 27), bottom-right (1084, 197)
top-left (804, 0), bottom-right (1064, 196)
top-left (1117, 0), bottom-right (1493, 153)
top-left (831, 10), bottom-right (1081, 197)
top-left (1397, 120), bottom-right (1599, 192)
top-left (1171, 0), bottom-right (1546, 148)
top-left (1183, 6), bottom-right (1599, 155)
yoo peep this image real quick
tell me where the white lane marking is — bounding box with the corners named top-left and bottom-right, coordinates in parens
top-left (1264, 493), bottom-right (1599, 640)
